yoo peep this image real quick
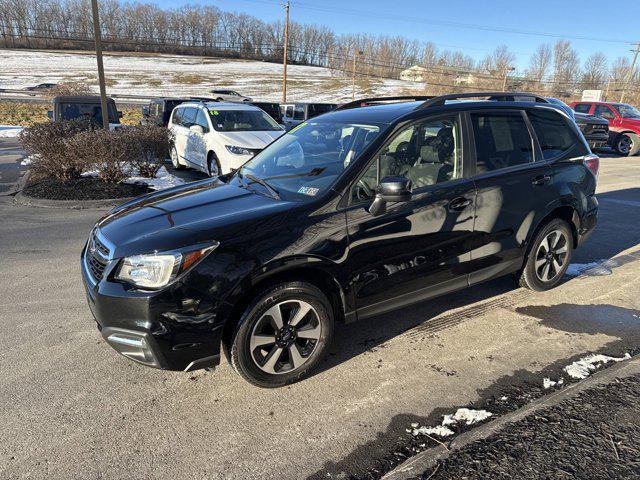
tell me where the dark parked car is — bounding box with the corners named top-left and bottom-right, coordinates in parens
top-left (574, 112), bottom-right (609, 150)
top-left (251, 101), bottom-right (284, 124)
top-left (81, 92), bottom-right (599, 387)
top-left (280, 102), bottom-right (337, 130)
top-left (48, 95), bottom-right (122, 129)
top-left (26, 82), bottom-right (57, 91)
top-left (141, 97), bottom-right (191, 127)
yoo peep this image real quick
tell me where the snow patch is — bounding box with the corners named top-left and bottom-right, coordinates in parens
top-left (410, 408), bottom-right (493, 438)
top-left (20, 154), bottom-right (39, 166)
top-left (565, 260), bottom-right (612, 277)
top-left (411, 425), bottom-right (455, 437)
top-left (0, 125), bottom-right (23, 138)
top-left (442, 408), bottom-right (492, 426)
top-left (543, 377), bottom-right (563, 389)
top-left (564, 353), bottom-right (631, 379)
top-left (125, 166), bottom-right (184, 191)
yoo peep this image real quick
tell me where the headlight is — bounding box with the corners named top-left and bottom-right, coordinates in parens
top-left (115, 243), bottom-right (218, 289)
top-left (226, 145), bottom-right (253, 156)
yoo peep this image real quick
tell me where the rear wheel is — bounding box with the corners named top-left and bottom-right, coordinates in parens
top-left (614, 133), bottom-right (640, 156)
top-left (519, 219), bottom-right (573, 291)
top-left (170, 145), bottom-right (184, 170)
top-left (229, 281), bottom-right (334, 388)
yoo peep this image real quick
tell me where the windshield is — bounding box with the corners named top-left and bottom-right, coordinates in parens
top-left (614, 103), bottom-right (640, 118)
top-left (209, 108), bottom-right (282, 132)
top-left (237, 120), bottom-right (385, 200)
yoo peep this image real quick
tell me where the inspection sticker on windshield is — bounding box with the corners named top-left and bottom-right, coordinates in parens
top-left (298, 186), bottom-right (319, 196)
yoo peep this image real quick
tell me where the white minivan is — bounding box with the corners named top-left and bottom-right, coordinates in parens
top-left (168, 102), bottom-right (285, 176)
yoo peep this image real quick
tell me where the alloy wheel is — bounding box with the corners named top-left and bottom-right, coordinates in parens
top-left (534, 229), bottom-right (569, 282)
top-left (618, 135), bottom-right (632, 155)
top-left (249, 300), bottom-right (321, 374)
top-left (208, 156), bottom-right (219, 177)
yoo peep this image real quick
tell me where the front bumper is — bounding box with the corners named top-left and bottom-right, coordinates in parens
top-left (81, 245), bottom-right (223, 372)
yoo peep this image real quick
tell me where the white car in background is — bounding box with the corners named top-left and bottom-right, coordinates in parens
top-left (209, 89), bottom-right (252, 102)
top-left (168, 102), bottom-right (285, 176)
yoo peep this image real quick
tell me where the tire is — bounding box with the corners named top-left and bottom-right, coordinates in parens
top-left (518, 219), bottom-right (573, 292)
top-left (228, 281), bottom-right (334, 388)
top-left (614, 133), bottom-right (640, 156)
top-left (170, 145), bottom-right (184, 170)
top-left (207, 152), bottom-right (220, 177)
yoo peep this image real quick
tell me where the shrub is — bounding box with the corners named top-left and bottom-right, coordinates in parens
top-left (123, 125), bottom-right (172, 178)
top-left (64, 128), bottom-right (131, 183)
top-left (19, 119), bottom-right (94, 180)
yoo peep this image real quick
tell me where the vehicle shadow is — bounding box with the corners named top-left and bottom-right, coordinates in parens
top-left (314, 186), bottom-right (640, 378)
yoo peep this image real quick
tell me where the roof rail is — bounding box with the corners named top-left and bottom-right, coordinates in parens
top-left (335, 96), bottom-right (435, 111)
top-left (415, 92), bottom-right (550, 110)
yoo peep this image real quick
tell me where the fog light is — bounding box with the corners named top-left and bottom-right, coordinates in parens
top-left (107, 332), bottom-right (159, 367)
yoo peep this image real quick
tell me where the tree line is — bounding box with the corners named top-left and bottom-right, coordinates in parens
top-left (0, 0), bottom-right (638, 103)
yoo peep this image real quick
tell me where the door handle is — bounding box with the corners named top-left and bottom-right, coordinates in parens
top-left (532, 174), bottom-right (551, 186)
top-left (448, 197), bottom-right (472, 211)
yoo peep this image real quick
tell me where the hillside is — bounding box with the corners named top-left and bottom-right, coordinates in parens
top-left (0, 49), bottom-right (420, 103)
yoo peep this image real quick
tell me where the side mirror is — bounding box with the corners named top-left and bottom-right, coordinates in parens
top-left (189, 124), bottom-right (204, 135)
top-left (369, 176), bottom-right (412, 217)
top-left (117, 111), bottom-right (123, 118)
top-left (47, 110), bottom-right (53, 120)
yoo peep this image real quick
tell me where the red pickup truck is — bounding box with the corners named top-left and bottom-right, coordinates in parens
top-left (569, 101), bottom-right (640, 156)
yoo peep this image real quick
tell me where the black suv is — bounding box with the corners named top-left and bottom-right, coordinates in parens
top-left (81, 92), bottom-right (599, 387)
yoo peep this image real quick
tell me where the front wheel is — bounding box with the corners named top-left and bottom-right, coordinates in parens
top-left (228, 281), bottom-right (334, 388)
top-left (207, 152), bottom-right (220, 177)
top-left (518, 219), bottom-right (573, 291)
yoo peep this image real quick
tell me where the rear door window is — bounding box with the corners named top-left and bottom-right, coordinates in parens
top-left (182, 107), bottom-right (197, 127)
top-left (172, 107), bottom-right (184, 126)
top-left (573, 103), bottom-right (591, 114)
top-left (594, 104), bottom-right (616, 120)
top-left (470, 112), bottom-right (534, 173)
top-left (527, 109), bottom-right (577, 160)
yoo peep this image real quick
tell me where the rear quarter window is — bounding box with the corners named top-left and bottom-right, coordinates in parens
top-left (527, 109), bottom-right (579, 160)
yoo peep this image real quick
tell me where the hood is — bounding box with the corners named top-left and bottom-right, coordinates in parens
top-left (217, 130), bottom-right (284, 149)
top-left (574, 112), bottom-right (609, 125)
top-left (97, 179), bottom-right (292, 258)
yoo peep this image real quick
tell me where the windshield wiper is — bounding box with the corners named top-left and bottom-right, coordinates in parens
top-left (264, 168), bottom-right (327, 181)
top-left (244, 173), bottom-right (281, 200)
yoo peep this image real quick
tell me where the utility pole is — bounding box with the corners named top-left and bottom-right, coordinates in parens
top-left (282, 1), bottom-right (289, 103)
top-left (620, 42), bottom-right (640, 103)
top-left (91, 0), bottom-right (109, 130)
top-left (351, 49), bottom-right (362, 101)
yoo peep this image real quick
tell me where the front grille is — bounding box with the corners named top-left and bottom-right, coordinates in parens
top-left (85, 230), bottom-right (111, 282)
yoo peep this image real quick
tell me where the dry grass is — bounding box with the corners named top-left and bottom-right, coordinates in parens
top-left (171, 73), bottom-right (208, 85)
top-left (0, 101), bottom-right (142, 127)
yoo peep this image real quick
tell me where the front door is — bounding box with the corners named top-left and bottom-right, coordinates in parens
top-left (467, 109), bottom-right (557, 283)
top-left (345, 113), bottom-right (476, 319)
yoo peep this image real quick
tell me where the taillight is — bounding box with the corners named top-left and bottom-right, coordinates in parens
top-left (583, 153), bottom-right (599, 178)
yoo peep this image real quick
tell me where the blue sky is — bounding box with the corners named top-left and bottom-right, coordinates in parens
top-left (154, 0), bottom-right (640, 70)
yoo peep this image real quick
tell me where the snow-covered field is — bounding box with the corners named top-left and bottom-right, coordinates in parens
top-left (0, 49), bottom-right (419, 102)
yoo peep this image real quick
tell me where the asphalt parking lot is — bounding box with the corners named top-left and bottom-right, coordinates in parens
top-left (1, 141), bottom-right (639, 479)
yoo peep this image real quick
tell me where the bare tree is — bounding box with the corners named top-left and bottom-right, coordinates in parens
top-left (581, 52), bottom-right (608, 90)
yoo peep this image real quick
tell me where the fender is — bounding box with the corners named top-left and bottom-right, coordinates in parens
top-left (215, 254), bottom-right (356, 333)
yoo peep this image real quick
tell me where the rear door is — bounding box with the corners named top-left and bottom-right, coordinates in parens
top-left (186, 108), bottom-right (210, 170)
top-left (467, 109), bottom-right (557, 283)
top-left (345, 113), bottom-right (477, 319)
